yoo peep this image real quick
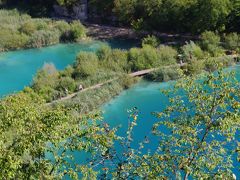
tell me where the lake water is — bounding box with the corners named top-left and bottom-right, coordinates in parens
top-left (0, 39), bottom-right (139, 97)
top-left (102, 65), bottom-right (240, 177)
top-left (0, 41), bottom-right (239, 177)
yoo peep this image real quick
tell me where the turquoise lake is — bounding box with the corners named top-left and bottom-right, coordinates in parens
top-left (0, 39), bottom-right (138, 97)
top-left (102, 65), bottom-right (240, 177)
top-left (0, 41), bottom-right (239, 177)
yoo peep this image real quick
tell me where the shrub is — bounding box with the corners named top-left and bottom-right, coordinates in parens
top-left (73, 52), bottom-right (99, 78)
top-left (32, 63), bottom-right (59, 88)
top-left (19, 21), bottom-right (37, 35)
top-left (0, 10), bottom-right (87, 51)
top-left (200, 31), bottom-right (223, 56)
top-left (181, 41), bottom-right (204, 62)
top-left (146, 66), bottom-right (181, 82)
top-left (128, 45), bottom-right (159, 71)
top-left (28, 30), bottom-right (60, 48)
top-left (0, 29), bottom-right (29, 50)
top-left (119, 75), bottom-right (139, 89)
top-left (57, 76), bottom-right (77, 92)
top-left (60, 65), bottom-right (74, 77)
top-left (96, 45), bottom-right (112, 61)
top-left (204, 56), bottom-right (235, 72)
top-left (158, 45), bottom-right (177, 65)
top-left (54, 20), bottom-right (70, 33)
top-left (32, 63), bottom-right (59, 100)
top-left (183, 60), bottom-right (205, 75)
top-left (35, 19), bottom-right (49, 30)
top-left (97, 47), bottom-right (129, 72)
top-left (111, 49), bottom-right (129, 72)
top-left (69, 21), bottom-right (86, 41)
top-left (142, 35), bottom-right (159, 47)
top-left (223, 33), bottom-right (240, 52)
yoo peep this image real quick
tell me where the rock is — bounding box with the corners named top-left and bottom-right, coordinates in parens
top-left (53, 4), bottom-right (69, 17)
top-left (53, 1), bottom-right (88, 21)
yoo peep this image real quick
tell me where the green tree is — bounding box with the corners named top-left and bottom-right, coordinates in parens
top-left (88, 69), bottom-right (239, 179)
top-left (192, 0), bottom-right (232, 32)
top-left (0, 89), bottom-right (116, 179)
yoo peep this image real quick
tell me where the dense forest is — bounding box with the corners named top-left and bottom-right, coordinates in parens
top-left (1, 0), bottom-right (239, 33)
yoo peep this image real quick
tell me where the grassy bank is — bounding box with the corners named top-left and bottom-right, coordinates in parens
top-left (0, 9), bottom-right (87, 52)
top-left (55, 77), bottom-right (139, 113)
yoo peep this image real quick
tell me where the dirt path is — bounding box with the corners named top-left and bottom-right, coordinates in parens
top-left (85, 23), bottom-right (199, 42)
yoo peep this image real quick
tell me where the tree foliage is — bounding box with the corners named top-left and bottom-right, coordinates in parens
top-left (113, 0), bottom-right (236, 33)
top-left (86, 69), bottom-right (240, 179)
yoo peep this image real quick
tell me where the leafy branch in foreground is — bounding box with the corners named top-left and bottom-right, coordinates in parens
top-left (0, 88), bottom-right (117, 179)
top-left (88, 69), bottom-right (239, 179)
top-left (0, 69), bottom-right (239, 179)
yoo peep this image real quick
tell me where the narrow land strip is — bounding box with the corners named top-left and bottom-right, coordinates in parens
top-left (48, 53), bottom-right (239, 105)
top-left (48, 64), bottom-right (186, 105)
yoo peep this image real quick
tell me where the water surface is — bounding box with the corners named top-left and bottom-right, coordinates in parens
top-left (0, 40), bottom-right (137, 97)
top-left (102, 65), bottom-right (240, 176)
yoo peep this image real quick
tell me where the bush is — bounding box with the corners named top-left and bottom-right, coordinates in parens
top-left (54, 20), bottom-right (70, 33)
top-left (32, 63), bottom-right (59, 101)
top-left (96, 45), bottom-right (112, 61)
top-left (111, 49), bottom-right (129, 72)
top-left (69, 21), bottom-right (86, 41)
top-left (32, 63), bottom-right (59, 89)
top-left (204, 56), bottom-right (235, 72)
top-left (19, 21), bottom-right (37, 35)
top-left (35, 19), bottom-right (49, 30)
top-left (158, 45), bottom-right (177, 65)
top-left (60, 65), bottom-right (74, 77)
top-left (97, 47), bottom-right (129, 72)
top-left (223, 33), bottom-right (240, 52)
top-left (0, 29), bottom-right (29, 50)
top-left (128, 45), bottom-right (159, 71)
top-left (28, 30), bottom-right (60, 48)
top-left (181, 41), bottom-right (204, 62)
top-left (183, 60), bottom-right (205, 75)
top-left (57, 76), bottom-right (77, 92)
top-left (119, 75), bottom-right (139, 89)
top-left (142, 35), bottom-right (159, 47)
top-left (200, 31), bottom-right (223, 56)
top-left (0, 10), bottom-right (87, 51)
top-left (73, 52), bottom-right (99, 78)
top-left (146, 66), bottom-right (181, 82)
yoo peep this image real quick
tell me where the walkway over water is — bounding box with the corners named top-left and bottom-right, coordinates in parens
top-left (49, 63), bottom-right (187, 105)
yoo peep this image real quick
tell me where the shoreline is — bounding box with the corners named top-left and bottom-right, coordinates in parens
top-left (50, 61), bottom-right (239, 114)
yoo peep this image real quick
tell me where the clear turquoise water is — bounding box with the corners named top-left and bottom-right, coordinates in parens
top-left (0, 39), bottom-right (139, 97)
top-left (0, 40), bottom-right (239, 177)
top-left (102, 65), bottom-right (240, 176)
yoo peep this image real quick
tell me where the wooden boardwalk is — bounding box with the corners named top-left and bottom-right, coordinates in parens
top-left (48, 64), bottom-right (187, 105)
top-left (47, 53), bottom-right (239, 105)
